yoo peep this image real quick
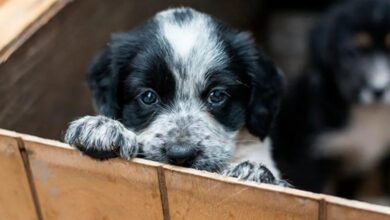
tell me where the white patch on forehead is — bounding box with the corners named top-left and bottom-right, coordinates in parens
top-left (157, 8), bottom-right (222, 59)
top-left (158, 13), bottom-right (204, 58)
top-left (156, 8), bottom-right (228, 97)
top-left (369, 56), bottom-right (390, 89)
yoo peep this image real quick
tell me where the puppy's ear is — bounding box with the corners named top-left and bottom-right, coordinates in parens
top-left (88, 33), bottom-right (139, 118)
top-left (246, 53), bottom-right (284, 140)
top-left (88, 48), bottom-right (118, 117)
top-left (230, 32), bottom-right (284, 140)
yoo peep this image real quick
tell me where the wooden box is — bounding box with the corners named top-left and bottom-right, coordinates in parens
top-left (1, 128), bottom-right (390, 219)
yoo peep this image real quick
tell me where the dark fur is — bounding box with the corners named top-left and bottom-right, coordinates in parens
top-left (65, 8), bottom-right (285, 185)
top-left (88, 15), bottom-right (282, 140)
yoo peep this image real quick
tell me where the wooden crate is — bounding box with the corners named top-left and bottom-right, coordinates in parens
top-left (0, 128), bottom-right (389, 220)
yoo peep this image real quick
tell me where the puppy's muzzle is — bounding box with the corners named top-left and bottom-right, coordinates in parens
top-left (165, 144), bottom-right (200, 166)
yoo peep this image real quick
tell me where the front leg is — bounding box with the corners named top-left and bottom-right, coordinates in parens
top-left (64, 115), bottom-right (139, 160)
top-left (222, 161), bottom-right (291, 187)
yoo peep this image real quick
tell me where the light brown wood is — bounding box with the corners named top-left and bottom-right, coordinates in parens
top-left (0, 129), bottom-right (389, 219)
top-left (325, 196), bottom-right (390, 220)
top-left (0, 133), bottom-right (38, 219)
top-left (22, 136), bottom-right (164, 220)
top-left (0, 0), bottom-right (60, 61)
top-left (163, 166), bottom-right (321, 220)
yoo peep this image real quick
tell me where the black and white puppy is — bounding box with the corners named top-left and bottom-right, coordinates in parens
top-left (65, 8), bottom-right (286, 185)
top-left (273, 0), bottom-right (390, 197)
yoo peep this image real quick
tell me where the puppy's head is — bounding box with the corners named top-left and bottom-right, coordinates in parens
top-left (310, 0), bottom-right (390, 104)
top-left (88, 8), bottom-right (283, 172)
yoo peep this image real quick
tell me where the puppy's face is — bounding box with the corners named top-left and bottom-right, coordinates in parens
top-left (311, 0), bottom-right (390, 104)
top-left (88, 8), bottom-right (282, 172)
top-left (349, 32), bottom-right (390, 104)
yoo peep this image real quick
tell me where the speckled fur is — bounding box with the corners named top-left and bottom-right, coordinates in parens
top-left (64, 7), bottom-right (286, 186)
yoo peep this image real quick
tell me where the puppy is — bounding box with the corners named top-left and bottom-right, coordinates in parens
top-left (273, 0), bottom-right (390, 198)
top-left (65, 8), bottom-right (287, 186)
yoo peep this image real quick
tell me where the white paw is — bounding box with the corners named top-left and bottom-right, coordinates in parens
top-left (222, 161), bottom-right (291, 186)
top-left (64, 115), bottom-right (138, 160)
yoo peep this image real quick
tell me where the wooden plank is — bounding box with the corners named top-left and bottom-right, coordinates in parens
top-left (325, 196), bottom-right (390, 220)
top-left (0, 0), bottom-right (60, 61)
top-left (22, 135), bottom-right (164, 220)
top-left (0, 132), bottom-right (38, 219)
top-left (0, 129), bottom-right (389, 220)
top-left (163, 165), bottom-right (321, 220)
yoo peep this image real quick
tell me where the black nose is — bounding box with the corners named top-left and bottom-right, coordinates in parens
top-left (166, 145), bottom-right (198, 166)
top-left (373, 89), bottom-right (384, 99)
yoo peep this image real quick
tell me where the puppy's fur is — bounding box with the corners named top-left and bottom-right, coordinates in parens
top-left (273, 0), bottom-right (390, 197)
top-left (65, 8), bottom-right (287, 185)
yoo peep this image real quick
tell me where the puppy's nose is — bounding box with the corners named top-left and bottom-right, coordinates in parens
top-left (166, 145), bottom-right (198, 166)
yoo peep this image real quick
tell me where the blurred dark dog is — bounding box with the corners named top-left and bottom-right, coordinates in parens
top-left (273, 0), bottom-right (390, 199)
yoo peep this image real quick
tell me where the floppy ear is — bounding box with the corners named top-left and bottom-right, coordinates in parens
top-left (87, 33), bottom-right (139, 118)
top-left (229, 32), bottom-right (284, 140)
top-left (246, 52), bottom-right (285, 140)
top-left (87, 48), bottom-right (118, 117)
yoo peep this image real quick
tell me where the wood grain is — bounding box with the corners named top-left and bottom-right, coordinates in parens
top-left (0, 132), bottom-right (38, 220)
top-left (163, 166), bottom-right (321, 220)
top-left (325, 196), bottom-right (390, 220)
top-left (22, 137), bottom-right (164, 220)
top-left (0, 129), bottom-right (389, 220)
top-left (0, 0), bottom-right (59, 60)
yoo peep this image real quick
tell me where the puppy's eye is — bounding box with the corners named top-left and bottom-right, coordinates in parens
top-left (207, 89), bottom-right (229, 106)
top-left (140, 90), bottom-right (158, 105)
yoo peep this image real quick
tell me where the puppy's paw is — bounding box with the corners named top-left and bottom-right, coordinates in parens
top-left (222, 161), bottom-right (291, 187)
top-left (64, 115), bottom-right (138, 160)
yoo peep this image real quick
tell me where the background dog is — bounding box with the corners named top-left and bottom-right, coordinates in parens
top-left (64, 8), bottom-right (287, 186)
top-left (273, 0), bottom-right (390, 200)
